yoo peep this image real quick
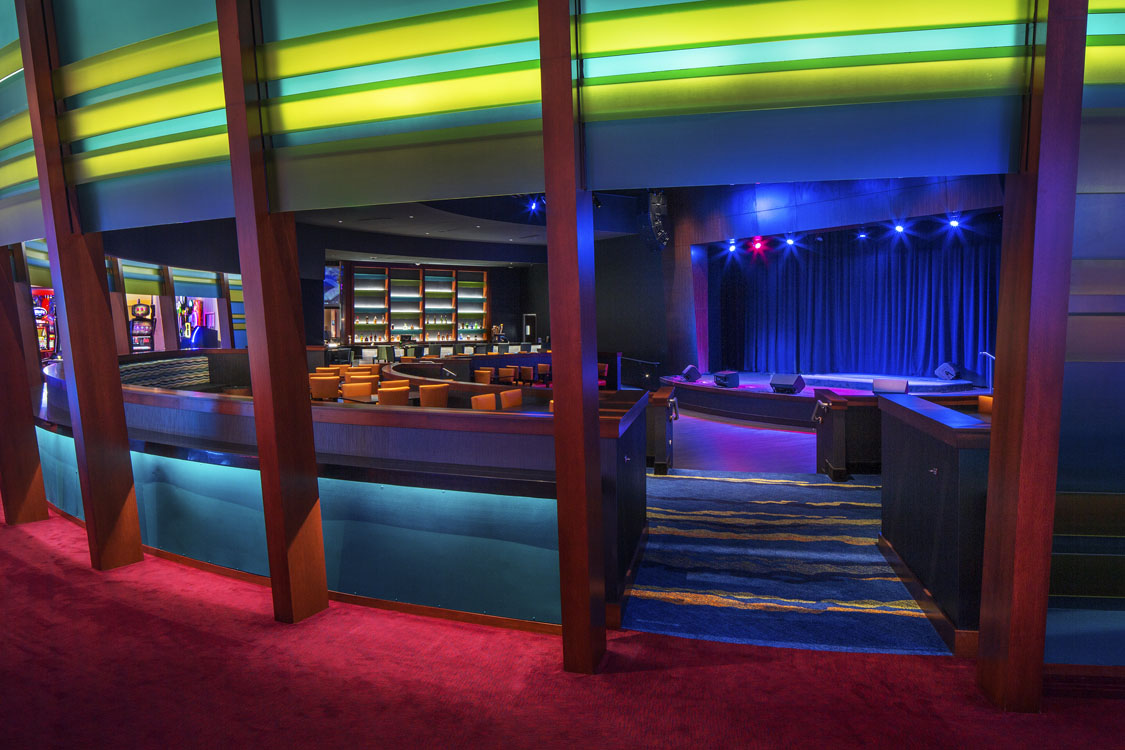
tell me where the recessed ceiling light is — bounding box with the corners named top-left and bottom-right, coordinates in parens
top-left (408, 215), bottom-right (414, 219)
top-left (337, 220), bottom-right (342, 223)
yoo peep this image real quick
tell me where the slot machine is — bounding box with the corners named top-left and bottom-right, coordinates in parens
top-left (31, 289), bottom-right (56, 361)
top-left (129, 303), bottom-right (155, 352)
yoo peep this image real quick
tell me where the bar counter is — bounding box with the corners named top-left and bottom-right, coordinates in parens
top-left (35, 350), bottom-right (649, 628)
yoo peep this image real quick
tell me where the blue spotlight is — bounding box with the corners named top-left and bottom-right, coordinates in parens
top-left (895, 225), bottom-right (904, 233)
top-left (949, 219), bottom-right (960, 227)
top-left (786, 238), bottom-right (794, 246)
top-left (858, 232), bottom-right (867, 239)
top-left (529, 198), bottom-right (538, 212)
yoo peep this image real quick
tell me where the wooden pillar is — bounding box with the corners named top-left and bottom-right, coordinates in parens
top-left (977, 0), bottom-right (1089, 712)
top-left (216, 0), bottom-right (328, 623)
top-left (156, 265), bottom-right (179, 351)
top-left (16, 0), bottom-right (142, 569)
top-left (9, 243), bottom-right (45, 411)
top-left (538, 0), bottom-right (606, 673)
top-left (0, 245), bottom-right (49, 525)
top-left (216, 273), bottom-right (235, 348)
top-left (107, 257), bottom-right (130, 355)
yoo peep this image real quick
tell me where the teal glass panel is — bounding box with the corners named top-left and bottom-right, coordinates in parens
top-left (261, 0), bottom-right (474, 43)
top-left (319, 478), bottom-right (561, 623)
top-left (36, 427), bottom-right (83, 520)
top-left (174, 281), bottom-right (220, 298)
top-left (35, 427), bottom-right (561, 623)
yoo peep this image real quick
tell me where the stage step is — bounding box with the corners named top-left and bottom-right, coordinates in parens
top-left (1050, 536), bottom-right (1125, 599)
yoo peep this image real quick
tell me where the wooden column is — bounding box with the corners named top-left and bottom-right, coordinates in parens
top-left (0, 245), bottom-right (48, 525)
top-left (156, 265), bottom-right (179, 351)
top-left (977, 0), bottom-right (1089, 713)
top-left (9, 243), bottom-right (45, 411)
top-left (16, 0), bottom-right (142, 569)
top-left (216, 0), bottom-right (328, 623)
top-left (107, 257), bottom-right (130, 355)
top-left (538, 0), bottom-right (606, 673)
top-left (216, 273), bottom-right (235, 348)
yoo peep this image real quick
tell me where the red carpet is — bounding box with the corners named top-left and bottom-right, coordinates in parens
top-left (1, 513), bottom-right (1121, 749)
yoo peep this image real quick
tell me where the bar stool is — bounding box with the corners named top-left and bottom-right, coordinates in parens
top-left (497, 367), bottom-right (517, 385)
top-left (471, 393), bottom-right (496, 411)
top-left (473, 369), bottom-right (492, 385)
top-left (499, 389), bottom-right (522, 409)
top-left (341, 382), bottom-right (372, 400)
top-left (309, 376), bottom-right (339, 401)
top-left (418, 383), bottom-right (450, 408)
top-left (537, 363), bottom-right (551, 385)
top-left (519, 366), bottom-right (534, 384)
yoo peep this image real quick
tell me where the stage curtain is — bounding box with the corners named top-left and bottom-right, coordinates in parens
top-left (715, 216), bottom-right (1000, 378)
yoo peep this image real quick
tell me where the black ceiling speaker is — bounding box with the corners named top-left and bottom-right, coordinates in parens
top-left (639, 189), bottom-right (670, 251)
top-left (770, 374), bottom-right (805, 394)
top-left (934, 362), bottom-right (959, 380)
top-left (681, 364), bottom-right (701, 382)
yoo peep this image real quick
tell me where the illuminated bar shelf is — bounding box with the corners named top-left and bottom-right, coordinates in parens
top-left (351, 267), bottom-right (388, 344)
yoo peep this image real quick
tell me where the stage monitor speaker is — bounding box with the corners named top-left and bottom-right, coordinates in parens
top-left (770, 373), bottom-right (805, 394)
top-left (872, 377), bottom-right (909, 394)
top-left (934, 362), bottom-right (959, 380)
top-left (714, 371), bottom-right (740, 388)
top-left (681, 365), bottom-right (701, 382)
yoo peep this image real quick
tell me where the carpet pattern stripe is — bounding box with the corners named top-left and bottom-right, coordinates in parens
top-left (623, 472), bottom-right (950, 655)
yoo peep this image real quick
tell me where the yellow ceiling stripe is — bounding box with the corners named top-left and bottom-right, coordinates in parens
top-left (0, 112), bottom-right (32, 153)
top-left (65, 131), bottom-right (229, 185)
top-left (0, 39), bottom-right (22, 81)
top-left (1085, 44), bottom-right (1125, 83)
top-left (581, 0), bottom-right (1031, 57)
top-left (59, 74), bottom-right (224, 142)
top-left (0, 152), bottom-right (36, 191)
top-left (582, 56), bottom-right (1025, 121)
top-left (1090, 1), bottom-right (1125, 10)
top-left (260, 0), bottom-right (537, 81)
top-left (264, 66), bottom-right (541, 135)
top-left (53, 22), bottom-right (220, 100)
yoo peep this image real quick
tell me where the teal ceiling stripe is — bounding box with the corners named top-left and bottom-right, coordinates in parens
top-left (0, 179), bottom-right (36, 202)
top-left (1088, 13), bottom-right (1125, 34)
top-left (268, 40), bottom-right (540, 97)
top-left (69, 110), bottom-right (228, 154)
top-left (270, 102), bottom-right (541, 148)
top-left (0, 73), bottom-right (27, 122)
top-left (582, 24), bottom-right (1028, 79)
top-left (0, 138), bottom-right (33, 163)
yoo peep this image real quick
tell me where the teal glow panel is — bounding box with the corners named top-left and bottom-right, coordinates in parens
top-left (34, 427), bottom-right (560, 623)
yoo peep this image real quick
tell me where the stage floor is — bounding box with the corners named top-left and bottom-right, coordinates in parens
top-left (669, 371), bottom-right (981, 396)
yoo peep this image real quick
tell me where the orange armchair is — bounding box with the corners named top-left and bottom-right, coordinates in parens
top-left (499, 389), bottom-right (522, 409)
top-left (418, 383), bottom-right (450, 408)
top-left (471, 393), bottom-right (496, 411)
top-left (378, 386), bottom-right (410, 406)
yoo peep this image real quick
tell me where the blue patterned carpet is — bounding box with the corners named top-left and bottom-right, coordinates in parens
top-left (622, 470), bottom-right (950, 655)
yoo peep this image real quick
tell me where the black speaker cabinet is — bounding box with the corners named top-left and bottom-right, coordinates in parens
top-left (770, 373), bottom-right (805, 394)
top-left (872, 377), bottom-right (909, 394)
top-left (934, 362), bottom-right (959, 380)
top-left (681, 364), bottom-right (702, 382)
top-left (714, 371), bottom-right (740, 388)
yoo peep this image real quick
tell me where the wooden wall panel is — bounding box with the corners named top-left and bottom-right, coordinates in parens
top-left (976, 0), bottom-right (1089, 713)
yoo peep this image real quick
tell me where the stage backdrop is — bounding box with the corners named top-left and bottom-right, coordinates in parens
top-left (711, 212), bottom-right (1001, 379)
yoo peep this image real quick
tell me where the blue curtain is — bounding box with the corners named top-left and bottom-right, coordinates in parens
top-left (714, 214), bottom-right (1001, 378)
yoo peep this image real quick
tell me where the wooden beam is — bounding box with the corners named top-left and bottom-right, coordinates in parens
top-left (0, 245), bottom-right (48, 525)
top-left (107, 256), bottom-right (130, 355)
top-left (16, 0), bottom-right (142, 568)
top-left (216, 273), bottom-right (235, 348)
top-left (156, 265), bottom-right (179, 351)
top-left (9, 243), bottom-right (45, 411)
top-left (538, 0), bottom-right (606, 674)
top-left (216, 0), bottom-right (328, 623)
top-left (977, 0), bottom-right (1089, 713)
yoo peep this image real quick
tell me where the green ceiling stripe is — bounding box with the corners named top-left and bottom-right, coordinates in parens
top-left (0, 39), bottom-right (21, 81)
top-left (583, 46), bottom-right (1024, 88)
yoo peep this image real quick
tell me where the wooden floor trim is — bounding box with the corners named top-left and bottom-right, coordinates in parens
top-left (877, 535), bottom-right (978, 658)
